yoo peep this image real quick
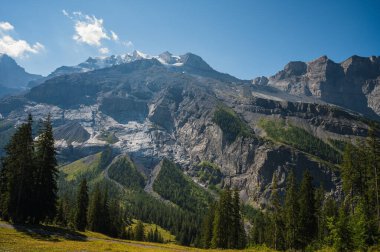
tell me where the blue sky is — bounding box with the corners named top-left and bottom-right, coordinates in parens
top-left (0, 0), bottom-right (379, 79)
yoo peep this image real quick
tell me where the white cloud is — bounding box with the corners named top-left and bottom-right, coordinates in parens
top-left (0, 22), bottom-right (14, 31)
top-left (110, 30), bottom-right (118, 41)
top-left (63, 10), bottom-right (133, 54)
top-left (0, 21), bottom-right (44, 58)
top-left (64, 10), bottom-right (114, 47)
top-left (99, 47), bottom-right (109, 54)
top-left (0, 35), bottom-right (44, 58)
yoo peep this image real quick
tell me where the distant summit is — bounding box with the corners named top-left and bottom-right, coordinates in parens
top-left (0, 53), bottom-right (42, 97)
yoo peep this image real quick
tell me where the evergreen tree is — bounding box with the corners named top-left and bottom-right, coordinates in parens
top-left (75, 179), bottom-right (89, 231)
top-left (231, 189), bottom-right (246, 249)
top-left (87, 185), bottom-right (103, 232)
top-left (33, 114), bottom-right (58, 223)
top-left (211, 188), bottom-right (233, 248)
top-left (284, 170), bottom-right (299, 250)
top-left (269, 173), bottom-right (284, 250)
top-left (134, 220), bottom-right (145, 241)
top-left (0, 114), bottom-right (35, 223)
top-left (200, 203), bottom-right (215, 248)
top-left (298, 170), bottom-right (316, 248)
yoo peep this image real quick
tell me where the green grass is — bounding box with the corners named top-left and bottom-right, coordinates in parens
top-left (213, 106), bottom-right (253, 143)
top-left (0, 222), bottom-right (273, 251)
top-left (129, 219), bottom-right (176, 243)
top-left (258, 118), bottom-right (342, 164)
top-left (60, 152), bottom-right (102, 181)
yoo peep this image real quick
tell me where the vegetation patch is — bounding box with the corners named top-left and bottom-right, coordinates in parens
top-left (213, 106), bottom-right (253, 143)
top-left (196, 161), bottom-right (223, 186)
top-left (60, 152), bottom-right (102, 181)
top-left (108, 156), bottom-right (145, 189)
top-left (153, 159), bottom-right (214, 212)
top-left (258, 118), bottom-right (342, 164)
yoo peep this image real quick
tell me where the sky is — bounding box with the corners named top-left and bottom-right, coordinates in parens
top-left (0, 0), bottom-right (379, 79)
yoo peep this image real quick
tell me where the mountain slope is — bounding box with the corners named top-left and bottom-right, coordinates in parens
top-left (0, 53), bottom-right (42, 96)
top-left (253, 55), bottom-right (380, 118)
top-left (1, 52), bottom-right (379, 208)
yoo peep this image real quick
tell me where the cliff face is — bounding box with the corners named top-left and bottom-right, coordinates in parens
top-left (0, 54), bottom-right (378, 207)
top-left (258, 55), bottom-right (380, 118)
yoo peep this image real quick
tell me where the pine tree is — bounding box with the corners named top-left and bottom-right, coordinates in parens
top-left (87, 185), bottom-right (103, 232)
top-left (75, 179), bottom-right (89, 231)
top-left (33, 114), bottom-right (58, 223)
top-left (284, 170), bottom-right (299, 250)
top-left (0, 114), bottom-right (35, 223)
top-left (231, 190), bottom-right (246, 249)
top-left (269, 173), bottom-right (283, 250)
top-left (366, 126), bottom-right (380, 232)
top-left (200, 203), bottom-right (215, 248)
top-left (134, 220), bottom-right (145, 241)
top-left (211, 188), bottom-right (233, 248)
top-left (298, 170), bottom-right (316, 248)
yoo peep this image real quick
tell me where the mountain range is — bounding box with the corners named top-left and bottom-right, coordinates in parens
top-left (0, 51), bottom-right (379, 207)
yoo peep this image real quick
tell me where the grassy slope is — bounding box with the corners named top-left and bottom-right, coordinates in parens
top-left (0, 222), bottom-right (274, 252)
top-left (129, 219), bottom-right (176, 243)
top-left (258, 118), bottom-right (342, 164)
top-left (60, 152), bottom-right (102, 182)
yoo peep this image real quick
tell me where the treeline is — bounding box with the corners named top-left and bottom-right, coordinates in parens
top-left (200, 188), bottom-right (247, 249)
top-left (249, 127), bottom-right (380, 251)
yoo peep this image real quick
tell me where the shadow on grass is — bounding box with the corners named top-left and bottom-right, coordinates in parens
top-left (11, 223), bottom-right (87, 242)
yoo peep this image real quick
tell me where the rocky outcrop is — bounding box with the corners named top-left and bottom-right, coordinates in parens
top-left (263, 55), bottom-right (380, 119)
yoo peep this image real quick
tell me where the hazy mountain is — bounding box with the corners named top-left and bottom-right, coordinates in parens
top-left (0, 52), bottom-right (378, 207)
top-left (0, 54), bottom-right (43, 97)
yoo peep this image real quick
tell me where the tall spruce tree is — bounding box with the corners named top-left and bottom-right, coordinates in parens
top-left (270, 173), bottom-right (283, 250)
top-left (75, 179), bottom-right (89, 231)
top-left (0, 114), bottom-right (35, 223)
top-left (232, 189), bottom-right (246, 249)
top-left (284, 170), bottom-right (299, 250)
top-left (87, 185), bottom-right (103, 232)
top-left (134, 220), bottom-right (145, 241)
top-left (298, 170), bottom-right (316, 248)
top-left (200, 203), bottom-right (215, 248)
top-left (33, 114), bottom-right (58, 223)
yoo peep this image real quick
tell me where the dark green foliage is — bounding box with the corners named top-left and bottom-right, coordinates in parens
top-left (146, 226), bottom-right (164, 243)
top-left (134, 220), bottom-right (145, 241)
top-left (212, 106), bottom-right (252, 143)
top-left (107, 156), bottom-right (145, 189)
top-left (259, 119), bottom-right (342, 164)
top-left (298, 170), bottom-right (317, 248)
top-left (0, 114), bottom-right (58, 224)
top-left (284, 170), bottom-right (299, 249)
top-left (87, 185), bottom-right (104, 232)
top-left (74, 179), bottom-right (89, 231)
top-left (153, 159), bottom-right (212, 212)
top-left (98, 145), bottom-right (114, 170)
top-left (269, 174), bottom-right (284, 250)
top-left (33, 115), bottom-right (58, 222)
top-left (200, 203), bottom-right (215, 248)
top-left (0, 115), bottom-right (35, 223)
top-left (207, 188), bottom-right (246, 249)
top-left (196, 161), bottom-right (222, 186)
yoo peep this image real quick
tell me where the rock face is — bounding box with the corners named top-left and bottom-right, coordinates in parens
top-left (0, 52), bottom-right (378, 207)
top-left (0, 54), bottom-right (42, 96)
top-left (263, 55), bottom-right (380, 118)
